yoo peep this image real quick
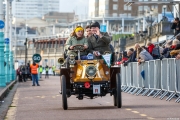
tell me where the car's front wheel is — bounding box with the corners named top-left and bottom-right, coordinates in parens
top-left (61, 75), bottom-right (68, 110)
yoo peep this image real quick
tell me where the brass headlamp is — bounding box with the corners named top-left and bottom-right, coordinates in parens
top-left (58, 57), bottom-right (64, 65)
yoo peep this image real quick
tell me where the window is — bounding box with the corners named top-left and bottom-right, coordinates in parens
top-left (124, 5), bottom-right (131, 10)
top-left (124, 5), bottom-right (127, 10)
top-left (113, 4), bottom-right (118, 10)
top-left (138, 6), bottom-right (143, 11)
top-left (112, 13), bottom-right (118, 17)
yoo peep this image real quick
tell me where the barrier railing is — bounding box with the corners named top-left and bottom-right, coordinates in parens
top-left (121, 59), bottom-right (180, 103)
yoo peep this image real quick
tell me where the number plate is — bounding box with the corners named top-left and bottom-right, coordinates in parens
top-left (93, 85), bottom-right (100, 94)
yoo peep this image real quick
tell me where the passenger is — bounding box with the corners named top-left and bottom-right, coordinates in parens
top-left (65, 26), bottom-right (88, 60)
top-left (137, 47), bottom-right (153, 65)
top-left (88, 21), bottom-right (111, 59)
top-left (85, 25), bottom-right (92, 38)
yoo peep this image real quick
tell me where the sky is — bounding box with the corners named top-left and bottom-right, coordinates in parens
top-left (59, 0), bottom-right (89, 16)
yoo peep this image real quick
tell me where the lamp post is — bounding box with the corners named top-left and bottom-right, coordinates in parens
top-left (4, 0), bottom-right (10, 84)
top-left (9, 0), bottom-right (14, 81)
top-left (147, 10), bottom-right (153, 42)
top-left (0, 0), bottom-right (6, 86)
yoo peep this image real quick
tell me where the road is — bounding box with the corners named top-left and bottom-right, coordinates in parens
top-left (5, 76), bottom-right (180, 120)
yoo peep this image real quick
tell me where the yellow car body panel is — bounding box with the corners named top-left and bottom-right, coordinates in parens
top-left (72, 60), bottom-right (110, 82)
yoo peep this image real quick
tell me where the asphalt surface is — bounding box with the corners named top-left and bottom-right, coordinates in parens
top-left (4, 76), bottom-right (180, 120)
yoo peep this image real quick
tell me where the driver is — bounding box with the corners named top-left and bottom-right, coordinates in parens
top-left (88, 21), bottom-right (111, 59)
top-left (65, 26), bottom-right (88, 60)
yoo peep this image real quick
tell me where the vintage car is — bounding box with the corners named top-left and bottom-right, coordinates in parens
top-left (59, 45), bottom-right (122, 110)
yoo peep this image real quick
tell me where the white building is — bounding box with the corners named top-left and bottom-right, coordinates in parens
top-left (12, 0), bottom-right (60, 18)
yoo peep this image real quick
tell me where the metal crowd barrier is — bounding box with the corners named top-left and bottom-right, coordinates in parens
top-left (121, 59), bottom-right (180, 103)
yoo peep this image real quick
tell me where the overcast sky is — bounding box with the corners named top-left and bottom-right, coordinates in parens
top-left (59, 0), bottom-right (89, 16)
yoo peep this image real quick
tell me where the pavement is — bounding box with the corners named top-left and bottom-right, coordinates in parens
top-left (3, 76), bottom-right (180, 120)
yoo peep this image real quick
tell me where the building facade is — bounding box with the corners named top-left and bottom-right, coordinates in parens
top-left (88, 0), bottom-right (173, 18)
top-left (42, 12), bottom-right (75, 24)
top-left (12, 0), bottom-right (60, 18)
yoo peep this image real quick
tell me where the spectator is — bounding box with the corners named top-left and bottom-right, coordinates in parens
top-left (20, 65), bottom-right (26, 82)
top-left (171, 39), bottom-right (180, 50)
top-left (26, 63), bottom-right (31, 80)
top-left (176, 51), bottom-right (180, 60)
top-left (16, 66), bottom-right (22, 82)
top-left (132, 43), bottom-right (140, 62)
top-left (170, 49), bottom-right (180, 57)
top-left (137, 47), bottom-right (153, 65)
top-left (141, 45), bottom-right (148, 51)
top-left (152, 44), bottom-right (161, 59)
top-left (146, 41), bottom-right (155, 55)
top-left (123, 48), bottom-right (134, 66)
top-left (115, 51), bottom-right (128, 65)
top-left (171, 17), bottom-right (180, 36)
top-left (162, 40), bottom-right (171, 58)
top-left (176, 35), bottom-right (180, 41)
top-left (117, 52), bottom-right (122, 61)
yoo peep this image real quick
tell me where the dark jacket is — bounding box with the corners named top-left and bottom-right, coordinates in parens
top-left (20, 67), bottom-right (26, 74)
top-left (88, 32), bottom-right (111, 55)
top-left (162, 48), bottom-right (171, 58)
top-left (171, 22), bottom-right (180, 36)
top-left (131, 50), bottom-right (137, 62)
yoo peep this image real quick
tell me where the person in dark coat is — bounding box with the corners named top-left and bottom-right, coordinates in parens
top-left (88, 21), bottom-right (111, 59)
top-left (131, 43), bottom-right (140, 62)
top-left (171, 17), bottom-right (180, 36)
top-left (123, 48), bottom-right (134, 66)
top-left (20, 65), bottom-right (26, 82)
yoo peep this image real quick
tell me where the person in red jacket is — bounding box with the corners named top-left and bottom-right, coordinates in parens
top-left (116, 51), bottom-right (128, 65)
top-left (147, 41), bottom-right (155, 55)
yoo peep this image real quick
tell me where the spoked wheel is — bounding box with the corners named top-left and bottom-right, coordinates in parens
top-left (116, 73), bottom-right (122, 108)
top-left (61, 75), bottom-right (68, 110)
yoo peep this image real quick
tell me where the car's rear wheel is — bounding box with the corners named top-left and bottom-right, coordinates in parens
top-left (61, 75), bottom-right (68, 110)
top-left (116, 73), bottom-right (122, 108)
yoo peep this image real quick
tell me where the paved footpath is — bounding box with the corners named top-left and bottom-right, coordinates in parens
top-left (4, 76), bottom-right (180, 120)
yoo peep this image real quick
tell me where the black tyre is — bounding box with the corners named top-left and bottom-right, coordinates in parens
top-left (61, 75), bottom-right (68, 110)
top-left (116, 73), bottom-right (122, 108)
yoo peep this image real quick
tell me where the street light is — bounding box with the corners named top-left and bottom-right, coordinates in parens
top-left (135, 22), bottom-right (138, 33)
top-left (163, 6), bottom-right (166, 18)
top-left (149, 10), bottom-right (153, 41)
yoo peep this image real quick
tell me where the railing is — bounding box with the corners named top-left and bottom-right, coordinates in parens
top-left (121, 59), bottom-right (180, 103)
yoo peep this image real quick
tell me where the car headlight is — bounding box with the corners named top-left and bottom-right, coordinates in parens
top-left (86, 65), bottom-right (97, 78)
